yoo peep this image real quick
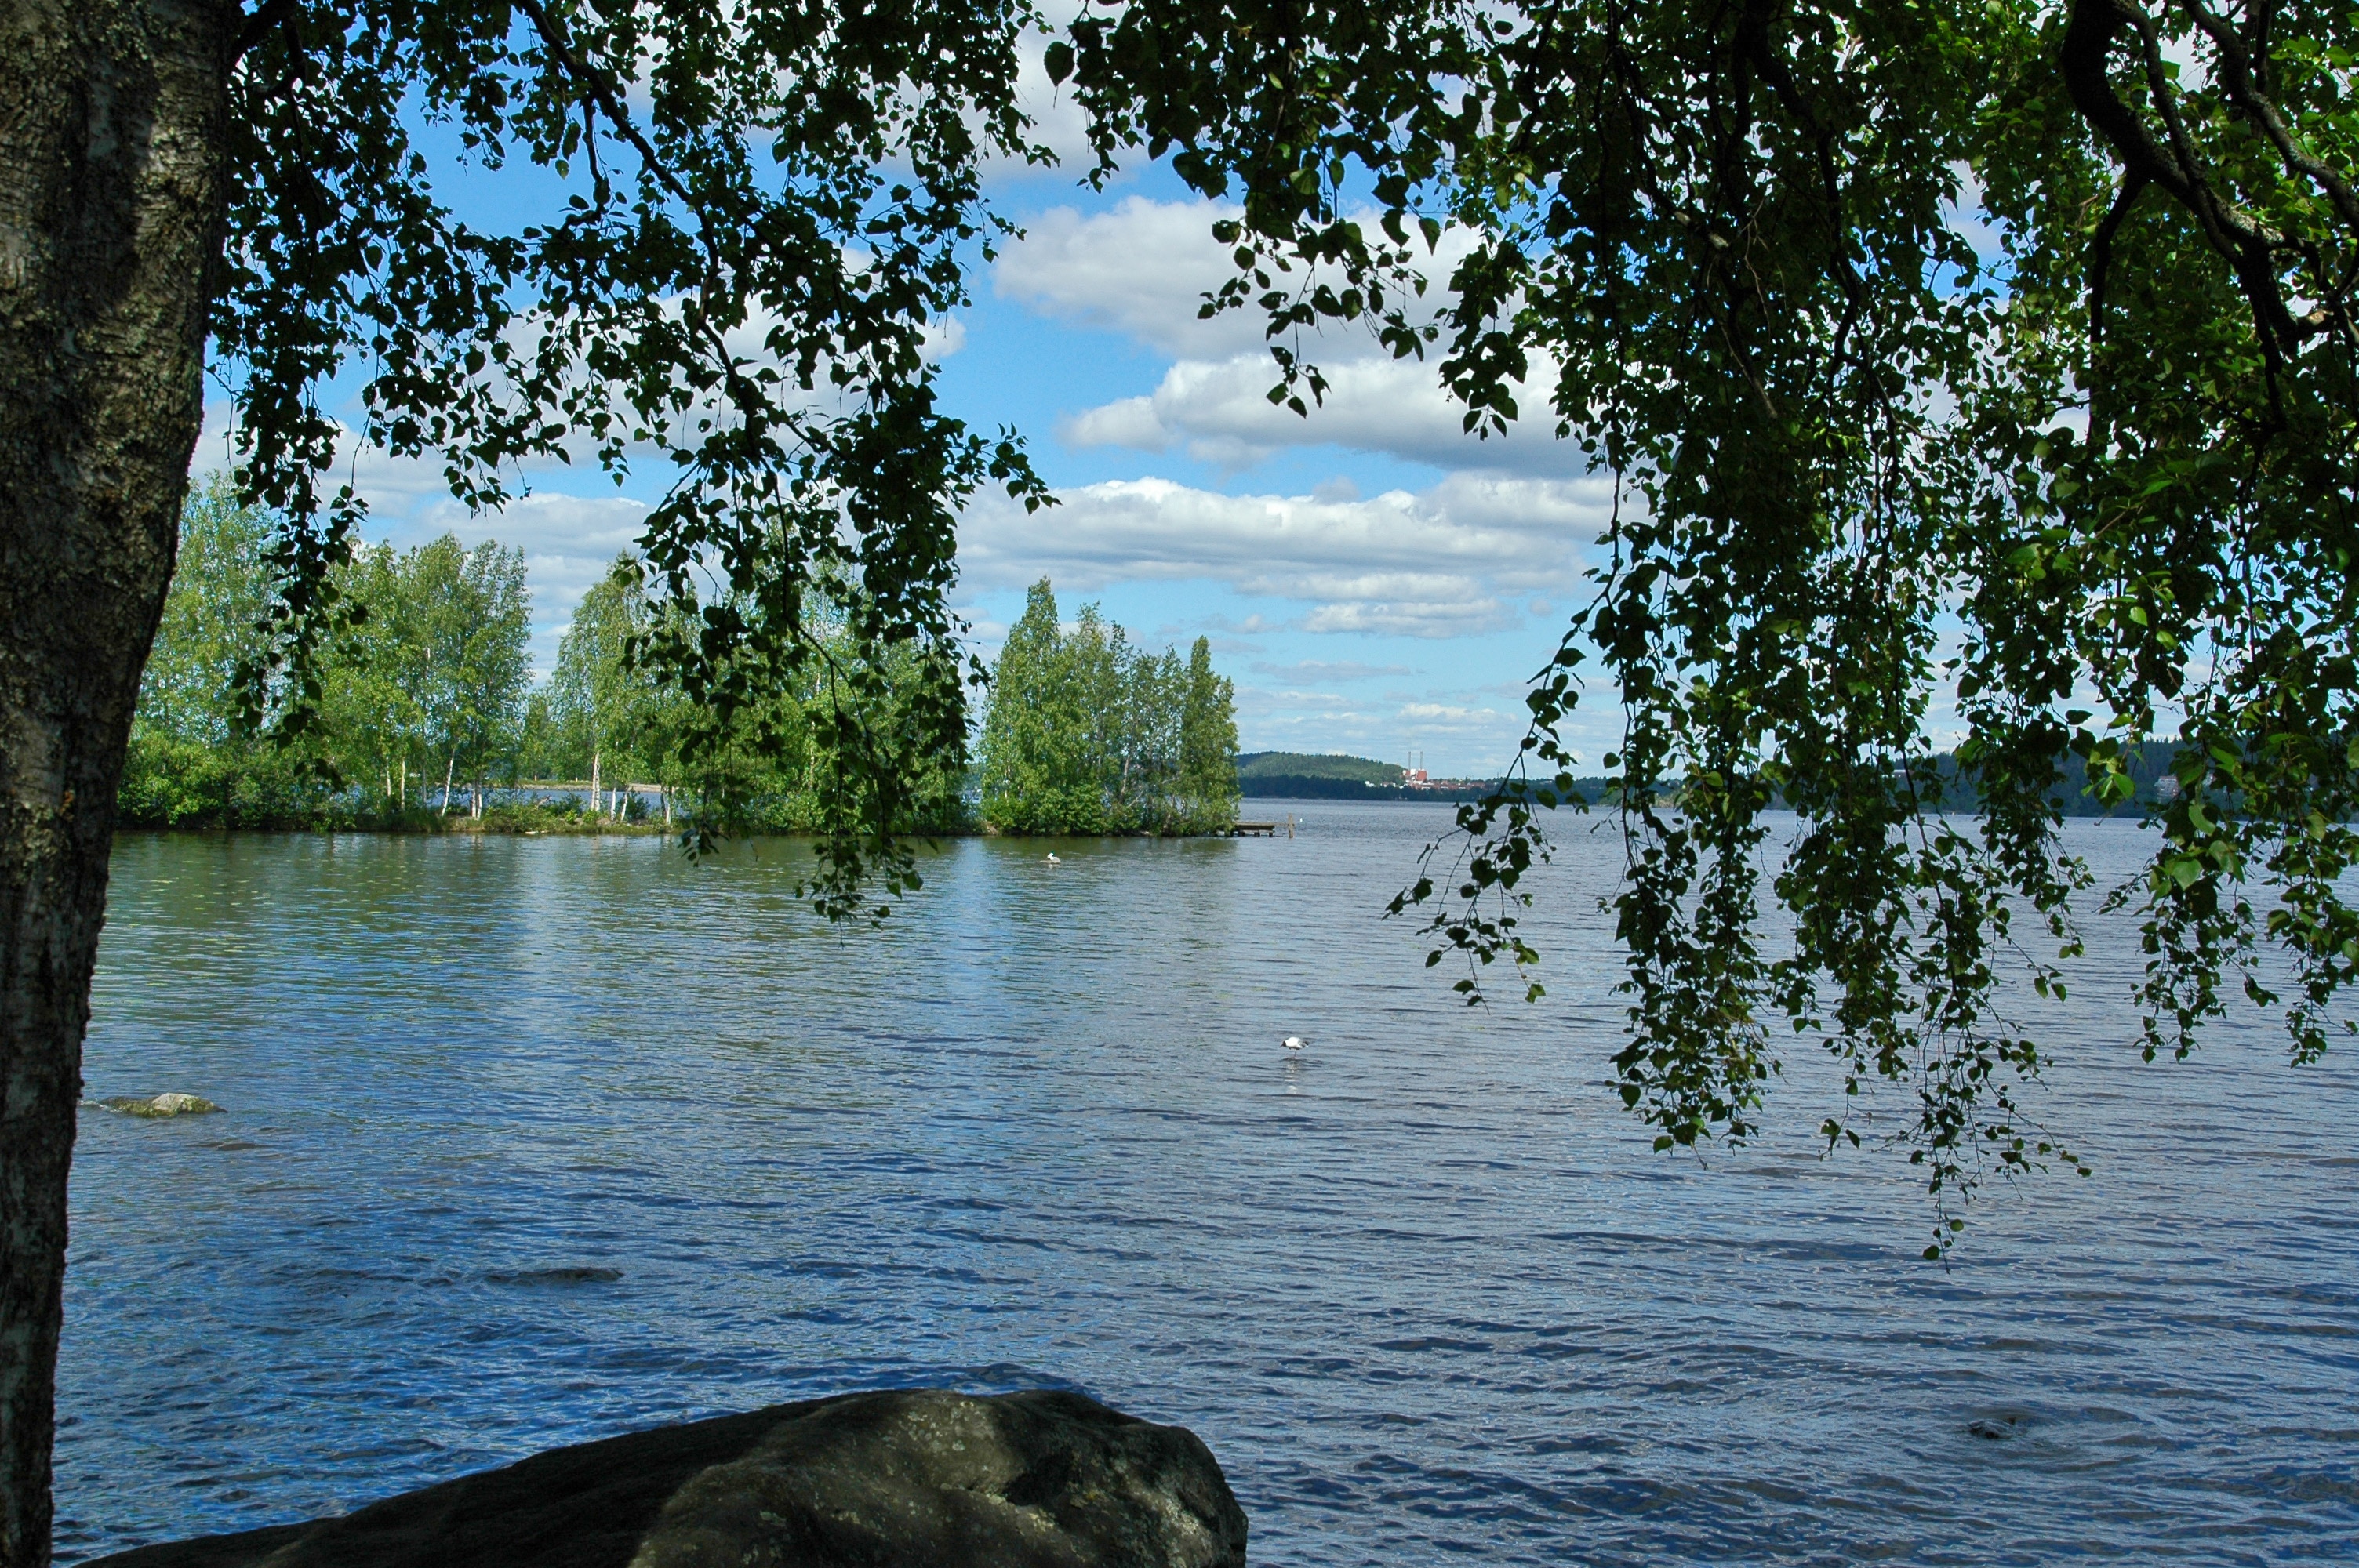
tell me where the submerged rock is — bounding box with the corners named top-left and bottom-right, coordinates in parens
top-left (92, 1093), bottom-right (222, 1119)
top-left (87, 1388), bottom-right (1248, 1568)
top-left (487, 1265), bottom-right (623, 1285)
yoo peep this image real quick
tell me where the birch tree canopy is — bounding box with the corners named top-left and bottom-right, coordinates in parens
top-left (1060, 0), bottom-right (2359, 1252)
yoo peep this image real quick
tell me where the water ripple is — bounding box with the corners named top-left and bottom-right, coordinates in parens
top-left (54, 808), bottom-right (2359, 1564)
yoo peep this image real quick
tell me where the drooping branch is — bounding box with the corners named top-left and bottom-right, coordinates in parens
top-left (1733, 0), bottom-right (1867, 328)
top-left (510, 0), bottom-right (701, 227)
top-left (2087, 166), bottom-right (2147, 342)
top-left (2179, 0), bottom-right (2359, 234)
top-left (2176, 0), bottom-right (2359, 339)
top-left (2059, 0), bottom-right (2303, 368)
top-left (507, 0), bottom-right (762, 396)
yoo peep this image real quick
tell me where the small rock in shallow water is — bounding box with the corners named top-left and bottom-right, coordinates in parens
top-left (93, 1093), bottom-right (222, 1118)
top-left (488, 1266), bottom-right (623, 1285)
top-left (82, 1388), bottom-right (1247, 1567)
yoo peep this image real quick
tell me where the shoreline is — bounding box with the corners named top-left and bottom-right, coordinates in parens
top-left (111, 818), bottom-right (1268, 840)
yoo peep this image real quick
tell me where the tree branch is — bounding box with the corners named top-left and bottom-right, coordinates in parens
top-left (2179, 0), bottom-right (2359, 314)
top-left (234, 0), bottom-right (298, 64)
top-left (2059, 0), bottom-right (2300, 379)
top-left (509, 0), bottom-right (699, 221)
top-left (2088, 166), bottom-right (2148, 343)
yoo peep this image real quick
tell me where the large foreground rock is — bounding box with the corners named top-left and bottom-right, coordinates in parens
top-left (89, 1389), bottom-right (1246, 1568)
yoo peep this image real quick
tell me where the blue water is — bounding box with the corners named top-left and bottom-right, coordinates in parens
top-left (57, 805), bottom-right (2359, 1563)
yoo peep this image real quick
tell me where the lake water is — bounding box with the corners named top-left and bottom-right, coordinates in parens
top-left (57, 804), bottom-right (2359, 1564)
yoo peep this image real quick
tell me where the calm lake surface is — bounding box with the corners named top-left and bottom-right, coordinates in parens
top-left (59, 804), bottom-right (2359, 1564)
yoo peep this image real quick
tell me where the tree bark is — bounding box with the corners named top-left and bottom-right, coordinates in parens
top-left (0, 4), bottom-right (233, 1564)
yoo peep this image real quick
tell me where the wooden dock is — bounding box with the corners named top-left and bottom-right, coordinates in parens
top-left (1234, 818), bottom-right (1295, 837)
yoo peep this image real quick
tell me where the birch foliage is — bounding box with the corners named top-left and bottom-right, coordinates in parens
top-left (1060, 0), bottom-right (2359, 1251)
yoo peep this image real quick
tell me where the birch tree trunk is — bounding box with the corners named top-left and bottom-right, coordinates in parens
top-left (0, 4), bottom-right (233, 1563)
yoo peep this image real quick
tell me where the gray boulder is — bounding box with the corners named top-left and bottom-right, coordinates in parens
top-left (87, 1388), bottom-right (1247, 1568)
top-left (91, 1093), bottom-right (222, 1118)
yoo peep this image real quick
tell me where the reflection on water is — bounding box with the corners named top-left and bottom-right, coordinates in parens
top-left (58, 806), bottom-right (2359, 1563)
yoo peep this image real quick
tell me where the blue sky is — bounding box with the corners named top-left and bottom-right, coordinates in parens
top-left (195, 64), bottom-right (1627, 778)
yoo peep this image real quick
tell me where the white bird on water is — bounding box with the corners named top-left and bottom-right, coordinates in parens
top-left (1044, 852), bottom-right (1062, 865)
top-left (1282, 1035), bottom-right (1308, 1052)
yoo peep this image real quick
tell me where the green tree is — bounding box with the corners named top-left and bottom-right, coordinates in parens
top-left (311, 536), bottom-right (529, 815)
top-left (411, 538), bottom-right (532, 815)
top-left (129, 513), bottom-right (540, 823)
top-left (517, 691), bottom-right (565, 786)
top-left (980, 580), bottom-right (1098, 833)
top-left (1121, 642), bottom-right (1185, 822)
top-left (544, 558), bottom-right (966, 831)
top-left (1062, 0), bottom-right (2359, 1254)
top-left (1179, 637), bottom-right (1241, 831)
top-left (3, 15), bottom-right (1049, 1548)
top-left (1062, 604), bottom-right (1132, 826)
top-left (131, 478), bottom-right (274, 747)
top-left (317, 542), bottom-right (427, 810)
top-left (979, 579), bottom-right (1238, 834)
top-left (551, 560), bottom-right (660, 814)
top-left (118, 481), bottom-right (325, 826)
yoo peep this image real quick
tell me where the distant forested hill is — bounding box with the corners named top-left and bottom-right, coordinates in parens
top-left (1909, 744), bottom-right (2187, 818)
top-left (1239, 751), bottom-right (1402, 799)
top-left (1237, 752), bottom-right (1502, 801)
top-left (1239, 751), bottom-right (1401, 785)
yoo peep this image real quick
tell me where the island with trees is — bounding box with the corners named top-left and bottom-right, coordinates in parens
top-left (977, 579), bottom-right (1239, 836)
top-left (118, 506), bottom-right (1241, 841)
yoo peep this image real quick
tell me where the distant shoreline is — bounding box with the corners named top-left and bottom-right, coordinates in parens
top-left (1241, 787), bottom-right (1500, 804)
top-left (112, 817), bottom-right (1261, 841)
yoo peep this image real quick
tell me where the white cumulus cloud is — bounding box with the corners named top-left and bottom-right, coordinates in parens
top-left (997, 196), bottom-right (1266, 356)
top-left (1250, 660), bottom-right (1417, 682)
top-left (997, 194), bottom-right (1572, 476)
top-left (1062, 350), bottom-right (1578, 475)
top-left (959, 471), bottom-right (1607, 639)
